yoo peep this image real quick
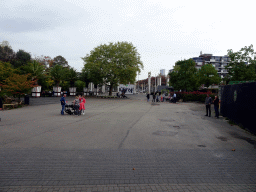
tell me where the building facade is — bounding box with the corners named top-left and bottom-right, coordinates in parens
top-left (160, 69), bottom-right (165, 76)
top-left (192, 53), bottom-right (232, 79)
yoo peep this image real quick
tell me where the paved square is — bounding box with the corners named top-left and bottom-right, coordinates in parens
top-left (0, 94), bottom-right (256, 191)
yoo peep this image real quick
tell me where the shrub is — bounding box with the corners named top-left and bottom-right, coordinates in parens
top-left (174, 91), bottom-right (215, 102)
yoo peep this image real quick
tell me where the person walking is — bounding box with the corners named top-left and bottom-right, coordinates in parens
top-left (60, 94), bottom-right (66, 115)
top-left (213, 95), bottom-right (220, 118)
top-left (205, 94), bottom-right (212, 117)
top-left (146, 92), bottom-right (150, 102)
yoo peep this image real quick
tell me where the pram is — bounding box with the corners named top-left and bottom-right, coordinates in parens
top-left (65, 104), bottom-right (75, 115)
top-left (65, 104), bottom-right (85, 115)
top-left (64, 104), bottom-right (82, 115)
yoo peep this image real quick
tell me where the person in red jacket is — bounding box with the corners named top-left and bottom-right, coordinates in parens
top-left (79, 95), bottom-right (86, 115)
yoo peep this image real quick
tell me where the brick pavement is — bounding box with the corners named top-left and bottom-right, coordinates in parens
top-left (0, 94), bottom-right (256, 192)
top-left (1, 184), bottom-right (256, 192)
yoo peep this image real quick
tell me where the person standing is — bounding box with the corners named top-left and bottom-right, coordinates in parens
top-left (152, 93), bottom-right (156, 102)
top-left (80, 95), bottom-right (86, 115)
top-left (173, 92), bottom-right (176, 103)
top-left (205, 94), bottom-right (212, 117)
top-left (60, 94), bottom-right (66, 115)
top-left (73, 96), bottom-right (80, 116)
top-left (163, 93), bottom-right (165, 102)
top-left (146, 92), bottom-right (150, 102)
top-left (213, 96), bottom-right (220, 118)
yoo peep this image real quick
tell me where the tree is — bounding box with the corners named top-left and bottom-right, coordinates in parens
top-left (0, 61), bottom-right (16, 85)
top-left (65, 67), bottom-right (78, 87)
top-left (1, 74), bottom-right (36, 100)
top-left (0, 41), bottom-right (15, 63)
top-left (80, 69), bottom-right (91, 88)
top-left (52, 55), bottom-right (69, 67)
top-left (225, 44), bottom-right (256, 83)
top-left (50, 65), bottom-right (65, 86)
top-left (34, 55), bottom-right (53, 68)
top-left (198, 64), bottom-right (221, 88)
top-left (12, 49), bottom-right (31, 68)
top-left (169, 59), bottom-right (199, 91)
top-left (23, 60), bottom-right (45, 84)
top-left (82, 42), bottom-right (143, 95)
top-left (75, 80), bottom-right (86, 92)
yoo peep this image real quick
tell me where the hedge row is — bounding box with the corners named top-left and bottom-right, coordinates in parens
top-left (175, 91), bottom-right (215, 102)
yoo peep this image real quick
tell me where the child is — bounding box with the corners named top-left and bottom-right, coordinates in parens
top-left (79, 95), bottom-right (86, 115)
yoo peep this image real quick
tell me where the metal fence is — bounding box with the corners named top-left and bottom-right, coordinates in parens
top-left (220, 82), bottom-right (256, 134)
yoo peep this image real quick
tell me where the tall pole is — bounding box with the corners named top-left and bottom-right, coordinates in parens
top-left (155, 74), bottom-right (156, 92)
top-left (138, 72), bottom-right (139, 92)
top-left (148, 72), bottom-right (151, 93)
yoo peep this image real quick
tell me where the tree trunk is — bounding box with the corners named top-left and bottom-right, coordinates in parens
top-left (109, 84), bottom-right (113, 96)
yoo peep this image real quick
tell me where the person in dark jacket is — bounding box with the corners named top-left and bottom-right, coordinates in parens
top-left (60, 94), bottom-right (66, 115)
top-left (152, 93), bottom-right (156, 102)
top-left (205, 94), bottom-right (212, 117)
top-left (213, 96), bottom-right (220, 118)
top-left (146, 93), bottom-right (150, 102)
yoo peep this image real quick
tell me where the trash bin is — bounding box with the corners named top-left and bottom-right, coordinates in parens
top-left (24, 95), bottom-right (29, 105)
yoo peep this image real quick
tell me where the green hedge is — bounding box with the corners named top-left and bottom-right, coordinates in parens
top-left (175, 91), bottom-right (215, 102)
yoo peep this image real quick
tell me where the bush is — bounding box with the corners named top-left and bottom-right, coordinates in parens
top-left (174, 91), bottom-right (215, 102)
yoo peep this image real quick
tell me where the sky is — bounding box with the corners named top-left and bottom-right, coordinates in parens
top-left (1, 0), bottom-right (255, 80)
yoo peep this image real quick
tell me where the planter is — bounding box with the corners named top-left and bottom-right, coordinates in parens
top-left (53, 86), bottom-right (61, 97)
top-left (83, 87), bottom-right (88, 96)
top-left (69, 87), bottom-right (77, 96)
top-left (31, 86), bottom-right (41, 97)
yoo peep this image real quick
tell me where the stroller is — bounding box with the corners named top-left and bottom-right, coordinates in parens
top-left (65, 104), bottom-right (81, 115)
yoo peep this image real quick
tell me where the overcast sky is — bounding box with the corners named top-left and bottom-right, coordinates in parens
top-left (1, 0), bottom-right (255, 80)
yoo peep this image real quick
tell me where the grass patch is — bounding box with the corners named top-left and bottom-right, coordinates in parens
top-left (228, 119), bottom-right (236, 125)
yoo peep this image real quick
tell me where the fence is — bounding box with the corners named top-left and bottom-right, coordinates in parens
top-left (220, 82), bottom-right (256, 134)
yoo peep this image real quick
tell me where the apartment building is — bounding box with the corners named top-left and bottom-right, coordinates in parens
top-left (192, 52), bottom-right (232, 79)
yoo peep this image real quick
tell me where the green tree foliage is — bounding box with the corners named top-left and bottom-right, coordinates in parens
top-left (0, 61), bottom-right (16, 85)
top-left (52, 55), bottom-right (69, 67)
top-left (12, 49), bottom-right (31, 68)
top-left (198, 64), bottom-right (221, 88)
top-left (65, 67), bottom-right (78, 87)
top-left (1, 74), bottom-right (36, 100)
top-left (80, 68), bottom-right (92, 88)
top-left (59, 81), bottom-right (70, 91)
top-left (38, 73), bottom-right (54, 91)
top-left (82, 42), bottom-right (143, 95)
top-left (74, 80), bottom-right (86, 92)
top-left (0, 41), bottom-right (15, 62)
top-left (169, 59), bottom-right (199, 91)
top-left (50, 65), bottom-right (65, 86)
top-left (225, 44), bottom-right (256, 83)
top-left (23, 60), bottom-right (45, 84)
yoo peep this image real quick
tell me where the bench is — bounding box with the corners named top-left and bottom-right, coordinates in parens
top-left (3, 104), bottom-right (15, 110)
